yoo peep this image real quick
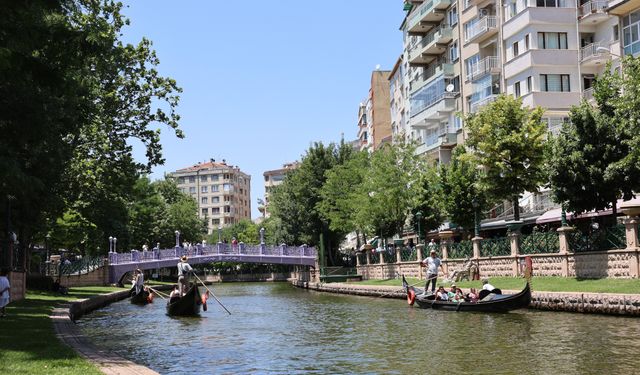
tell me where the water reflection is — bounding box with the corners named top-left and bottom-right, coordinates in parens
top-left (78, 283), bottom-right (640, 374)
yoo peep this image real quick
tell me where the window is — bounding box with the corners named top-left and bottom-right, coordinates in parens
top-left (513, 42), bottom-right (519, 57)
top-left (465, 54), bottom-right (481, 81)
top-left (527, 76), bottom-right (532, 93)
top-left (224, 174), bottom-right (230, 180)
top-left (538, 32), bottom-right (568, 49)
top-left (212, 174), bottom-right (219, 181)
top-left (212, 207), bottom-right (220, 215)
top-left (448, 5), bottom-right (458, 26)
top-left (613, 25), bottom-right (619, 41)
top-left (201, 185), bottom-right (208, 193)
top-left (200, 175), bottom-right (207, 182)
top-left (223, 183), bottom-right (231, 192)
top-left (212, 196), bottom-right (220, 203)
top-left (540, 74), bottom-right (570, 92)
top-left (525, 34), bottom-right (530, 50)
top-left (515, 82), bottom-right (521, 97)
top-left (224, 206), bottom-right (231, 213)
top-left (201, 197), bottom-right (208, 204)
top-left (623, 11), bottom-right (640, 55)
top-left (189, 176), bottom-right (195, 183)
top-left (536, 0), bottom-right (567, 7)
top-left (189, 186), bottom-right (196, 193)
top-left (449, 41), bottom-right (459, 62)
top-left (201, 208), bottom-right (208, 216)
top-left (178, 177), bottom-right (185, 184)
top-left (211, 185), bottom-right (219, 192)
top-left (212, 219), bottom-right (220, 225)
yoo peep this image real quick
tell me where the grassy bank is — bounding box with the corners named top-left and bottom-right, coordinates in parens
top-left (357, 277), bottom-right (640, 294)
top-left (0, 286), bottom-right (124, 374)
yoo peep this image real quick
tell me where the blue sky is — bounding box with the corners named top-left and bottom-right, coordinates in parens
top-left (122, 1), bottom-right (403, 218)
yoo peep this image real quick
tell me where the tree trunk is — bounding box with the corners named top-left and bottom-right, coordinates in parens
top-left (513, 197), bottom-right (520, 222)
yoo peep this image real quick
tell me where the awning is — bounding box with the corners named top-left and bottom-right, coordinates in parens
top-left (535, 199), bottom-right (629, 224)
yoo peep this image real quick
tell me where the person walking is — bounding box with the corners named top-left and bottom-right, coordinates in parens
top-left (0, 269), bottom-right (10, 318)
top-left (420, 249), bottom-right (445, 294)
top-left (177, 256), bottom-right (193, 296)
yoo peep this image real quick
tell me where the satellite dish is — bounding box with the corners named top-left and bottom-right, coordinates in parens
top-left (375, 64), bottom-right (381, 70)
top-left (446, 84), bottom-right (455, 92)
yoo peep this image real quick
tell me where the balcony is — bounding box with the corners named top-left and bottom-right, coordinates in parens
top-left (408, 25), bottom-right (453, 66)
top-left (578, 1), bottom-right (608, 24)
top-left (406, 0), bottom-right (452, 34)
top-left (411, 93), bottom-right (458, 126)
top-left (409, 59), bottom-right (455, 93)
top-left (467, 56), bottom-right (500, 81)
top-left (464, 16), bottom-right (498, 44)
top-left (520, 92), bottom-right (581, 109)
top-left (470, 94), bottom-right (498, 113)
top-left (503, 3), bottom-right (576, 40)
top-left (580, 42), bottom-right (611, 67)
top-left (415, 132), bottom-right (458, 155)
top-left (583, 87), bottom-right (595, 102)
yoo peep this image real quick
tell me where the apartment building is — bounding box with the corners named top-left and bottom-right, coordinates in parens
top-left (259, 162), bottom-right (299, 218)
top-left (389, 55), bottom-right (409, 143)
top-left (357, 70), bottom-right (392, 152)
top-left (401, 0), bottom-right (464, 164)
top-left (170, 160), bottom-right (251, 233)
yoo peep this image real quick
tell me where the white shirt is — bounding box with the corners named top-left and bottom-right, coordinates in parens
top-left (483, 283), bottom-right (495, 291)
top-left (136, 273), bottom-right (144, 287)
top-left (422, 256), bottom-right (441, 275)
top-left (177, 262), bottom-right (193, 276)
top-left (0, 276), bottom-right (9, 299)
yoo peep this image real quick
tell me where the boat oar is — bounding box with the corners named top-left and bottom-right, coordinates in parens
top-left (147, 286), bottom-right (168, 300)
top-left (377, 275), bottom-right (438, 299)
top-left (193, 273), bottom-right (231, 315)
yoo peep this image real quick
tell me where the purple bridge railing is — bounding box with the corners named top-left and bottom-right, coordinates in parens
top-left (107, 243), bottom-right (317, 284)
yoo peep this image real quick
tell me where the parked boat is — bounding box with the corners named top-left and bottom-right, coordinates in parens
top-left (166, 283), bottom-right (202, 316)
top-left (403, 276), bottom-right (531, 313)
top-left (130, 287), bottom-right (152, 305)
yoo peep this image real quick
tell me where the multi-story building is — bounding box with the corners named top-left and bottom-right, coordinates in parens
top-left (357, 70), bottom-right (392, 152)
top-left (389, 55), bottom-right (409, 143)
top-left (170, 159), bottom-right (251, 233)
top-left (401, 0), bottom-right (464, 164)
top-left (259, 162), bottom-right (299, 218)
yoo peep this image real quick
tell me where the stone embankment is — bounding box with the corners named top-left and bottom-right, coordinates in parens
top-left (291, 280), bottom-right (640, 316)
top-left (52, 286), bottom-right (172, 375)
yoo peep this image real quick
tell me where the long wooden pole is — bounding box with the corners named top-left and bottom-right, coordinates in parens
top-left (193, 273), bottom-right (231, 315)
top-left (147, 286), bottom-right (168, 300)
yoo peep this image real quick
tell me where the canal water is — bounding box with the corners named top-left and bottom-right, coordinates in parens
top-left (78, 283), bottom-right (640, 374)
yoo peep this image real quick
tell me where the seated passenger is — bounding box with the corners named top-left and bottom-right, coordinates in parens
top-left (168, 285), bottom-right (181, 303)
top-left (482, 278), bottom-right (496, 292)
top-left (466, 288), bottom-right (479, 303)
top-left (447, 283), bottom-right (458, 300)
top-left (453, 288), bottom-right (465, 303)
top-left (436, 286), bottom-right (449, 301)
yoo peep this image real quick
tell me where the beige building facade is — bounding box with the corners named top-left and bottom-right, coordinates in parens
top-left (259, 162), bottom-right (299, 218)
top-left (170, 160), bottom-right (251, 233)
top-left (357, 70), bottom-right (392, 152)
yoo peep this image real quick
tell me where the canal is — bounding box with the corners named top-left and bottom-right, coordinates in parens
top-left (78, 283), bottom-right (640, 374)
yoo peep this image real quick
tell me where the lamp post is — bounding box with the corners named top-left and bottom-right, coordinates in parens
top-left (472, 198), bottom-right (481, 238)
top-left (175, 230), bottom-right (180, 248)
top-left (113, 237), bottom-right (117, 253)
top-left (45, 233), bottom-right (51, 263)
top-left (260, 227), bottom-right (265, 245)
top-left (560, 203), bottom-right (568, 227)
top-left (415, 211), bottom-right (423, 245)
top-left (217, 226), bottom-right (222, 243)
top-left (108, 236), bottom-right (113, 253)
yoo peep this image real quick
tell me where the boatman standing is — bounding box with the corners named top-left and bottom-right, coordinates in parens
top-left (177, 255), bottom-right (193, 296)
top-left (420, 249), bottom-right (445, 295)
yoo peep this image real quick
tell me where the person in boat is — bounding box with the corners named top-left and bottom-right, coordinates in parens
top-left (482, 278), bottom-right (496, 292)
top-left (451, 286), bottom-right (465, 303)
top-left (435, 286), bottom-right (449, 301)
top-left (177, 255), bottom-right (193, 296)
top-left (420, 249), bottom-right (446, 294)
top-left (134, 269), bottom-right (144, 294)
top-left (466, 288), bottom-right (479, 303)
top-left (168, 285), bottom-right (181, 303)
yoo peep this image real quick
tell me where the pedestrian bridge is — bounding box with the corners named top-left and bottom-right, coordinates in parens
top-left (107, 243), bottom-right (317, 283)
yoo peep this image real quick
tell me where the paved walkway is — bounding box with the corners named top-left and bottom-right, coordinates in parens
top-left (52, 304), bottom-right (159, 375)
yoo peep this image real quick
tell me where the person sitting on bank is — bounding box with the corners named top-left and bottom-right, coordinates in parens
top-left (177, 255), bottom-right (193, 296)
top-left (436, 286), bottom-right (449, 301)
top-left (482, 278), bottom-right (496, 292)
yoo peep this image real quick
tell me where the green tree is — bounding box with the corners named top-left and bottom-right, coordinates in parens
top-left (411, 165), bottom-right (445, 240)
top-left (464, 94), bottom-right (547, 221)
top-left (439, 147), bottom-right (486, 231)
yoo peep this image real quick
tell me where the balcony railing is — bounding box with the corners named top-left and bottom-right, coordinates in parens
top-left (470, 94), bottom-right (498, 113)
top-left (579, 0), bottom-right (607, 17)
top-left (409, 24), bottom-right (452, 55)
top-left (581, 42), bottom-right (607, 61)
top-left (464, 16), bottom-right (497, 44)
top-left (583, 87), bottom-right (595, 101)
top-left (407, 0), bottom-right (451, 32)
top-left (467, 56), bottom-right (499, 81)
top-left (409, 58), bottom-right (453, 92)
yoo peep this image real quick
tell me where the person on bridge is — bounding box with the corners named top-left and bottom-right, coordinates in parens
top-left (177, 255), bottom-right (193, 296)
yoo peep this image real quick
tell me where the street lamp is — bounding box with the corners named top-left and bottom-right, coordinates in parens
top-left (108, 236), bottom-right (113, 253)
top-left (217, 226), bottom-right (222, 243)
top-left (175, 230), bottom-right (180, 248)
top-left (113, 237), bottom-right (117, 253)
top-left (472, 198), bottom-right (481, 238)
top-left (260, 227), bottom-right (265, 245)
top-left (415, 211), bottom-right (423, 245)
top-left (45, 233), bottom-right (51, 263)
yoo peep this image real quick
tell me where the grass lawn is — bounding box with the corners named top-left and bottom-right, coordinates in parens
top-left (357, 277), bottom-right (640, 294)
top-left (0, 285), bottom-right (124, 374)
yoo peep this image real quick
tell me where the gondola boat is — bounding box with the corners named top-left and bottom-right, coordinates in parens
top-left (166, 283), bottom-right (202, 316)
top-left (130, 287), bottom-right (152, 305)
top-left (403, 276), bottom-right (531, 313)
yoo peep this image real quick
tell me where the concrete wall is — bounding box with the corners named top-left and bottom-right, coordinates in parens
top-left (59, 265), bottom-right (109, 287)
top-left (9, 271), bottom-right (26, 301)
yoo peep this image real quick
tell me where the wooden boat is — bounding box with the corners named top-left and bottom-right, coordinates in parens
top-left (130, 287), bottom-right (151, 305)
top-left (166, 283), bottom-right (202, 316)
top-left (403, 276), bottom-right (531, 313)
